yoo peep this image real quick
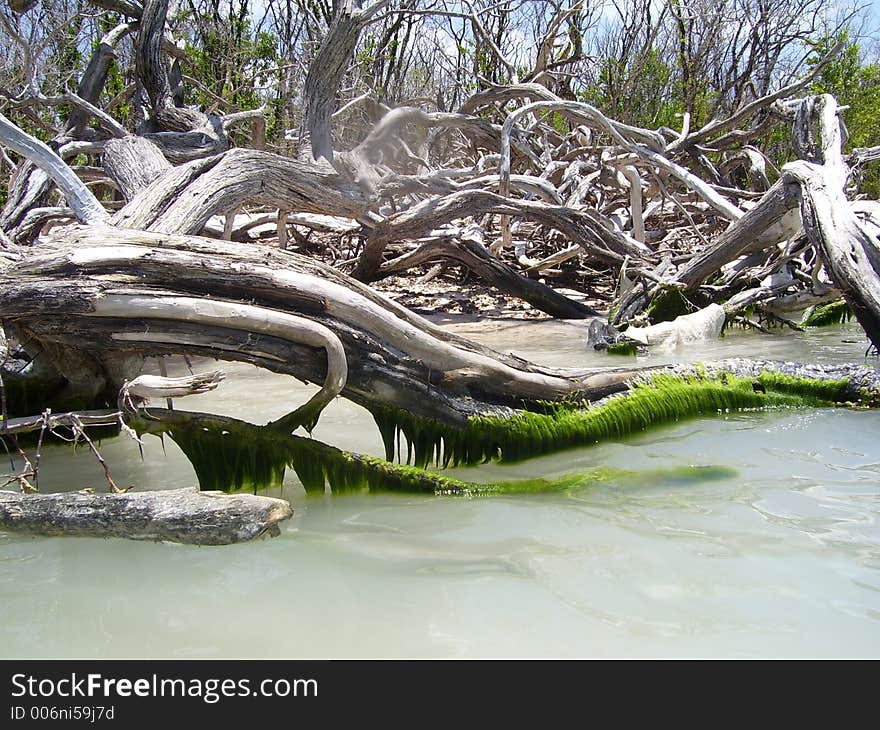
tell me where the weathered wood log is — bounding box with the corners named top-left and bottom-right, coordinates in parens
top-left (0, 408), bottom-right (119, 436)
top-left (339, 106), bottom-right (540, 190)
top-left (459, 82), bottom-right (665, 150)
top-left (0, 113), bottom-right (108, 225)
top-left (0, 225), bottom-right (644, 428)
top-left (0, 160), bottom-right (53, 238)
top-left (0, 488), bottom-right (293, 544)
top-left (140, 354), bottom-right (880, 478)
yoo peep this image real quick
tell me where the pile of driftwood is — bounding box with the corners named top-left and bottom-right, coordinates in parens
top-left (1, 0), bottom-right (879, 544)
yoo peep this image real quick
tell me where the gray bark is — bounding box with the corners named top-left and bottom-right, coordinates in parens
top-left (0, 113), bottom-right (108, 226)
top-left (675, 179), bottom-right (801, 289)
top-left (134, 0), bottom-right (228, 161)
top-left (353, 189), bottom-right (654, 281)
top-left (300, 0), bottom-right (366, 163)
top-left (113, 148), bottom-right (369, 234)
top-left (785, 95), bottom-right (880, 349)
top-left (0, 225), bottom-right (642, 427)
top-left (103, 135), bottom-right (172, 200)
top-left (0, 488), bottom-right (292, 544)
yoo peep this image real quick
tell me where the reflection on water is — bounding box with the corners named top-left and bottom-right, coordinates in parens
top-left (1, 320), bottom-right (879, 657)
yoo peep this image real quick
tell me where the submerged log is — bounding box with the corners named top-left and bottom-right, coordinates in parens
top-left (0, 488), bottom-right (293, 544)
top-left (138, 357), bottom-right (880, 492)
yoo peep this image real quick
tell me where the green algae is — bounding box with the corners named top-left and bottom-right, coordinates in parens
top-left (801, 299), bottom-right (852, 327)
top-left (370, 369), bottom-right (863, 468)
top-left (606, 341), bottom-right (639, 356)
top-left (751, 371), bottom-right (849, 403)
top-left (146, 411), bottom-right (741, 496)
top-left (137, 367), bottom-right (868, 496)
top-left (616, 464), bottom-right (738, 488)
top-left (450, 465), bottom-right (738, 496)
top-left (142, 410), bottom-right (741, 497)
top-left (163, 425), bottom-right (288, 492)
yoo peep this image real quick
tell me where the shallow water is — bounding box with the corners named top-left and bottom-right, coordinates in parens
top-left (1, 320), bottom-right (879, 658)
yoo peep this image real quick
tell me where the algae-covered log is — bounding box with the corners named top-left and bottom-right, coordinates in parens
top-left (369, 359), bottom-right (880, 467)
top-left (131, 358), bottom-right (880, 496)
top-left (801, 299), bottom-right (853, 327)
top-left (132, 408), bottom-right (737, 497)
top-left (0, 488), bottom-right (293, 545)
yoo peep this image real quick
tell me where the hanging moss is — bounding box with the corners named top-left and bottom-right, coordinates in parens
top-left (165, 425), bottom-right (289, 492)
top-left (369, 369), bottom-right (863, 468)
top-left (147, 411), bottom-right (741, 497)
top-left (137, 365), bottom-right (868, 496)
top-left (801, 299), bottom-right (853, 327)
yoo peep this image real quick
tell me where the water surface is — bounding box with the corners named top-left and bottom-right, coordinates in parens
top-left (1, 320), bottom-right (878, 658)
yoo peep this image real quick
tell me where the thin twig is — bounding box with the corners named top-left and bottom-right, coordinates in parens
top-left (68, 414), bottom-right (125, 494)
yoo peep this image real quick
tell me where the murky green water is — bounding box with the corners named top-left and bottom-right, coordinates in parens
top-left (2, 320), bottom-right (879, 657)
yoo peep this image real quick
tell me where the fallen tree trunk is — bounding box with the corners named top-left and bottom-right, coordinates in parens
top-left (0, 488), bottom-right (293, 544)
top-left (0, 225), bottom-right (644, 427)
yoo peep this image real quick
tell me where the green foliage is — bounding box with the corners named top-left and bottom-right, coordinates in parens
top-left (580, 51), bottom-right (679, 129)
top-left (184, 16), bottom-right (278, 113)
top-left (578, 49), bottom-right (719, 130)
top-left (549, 111), bottom-right (569, 136)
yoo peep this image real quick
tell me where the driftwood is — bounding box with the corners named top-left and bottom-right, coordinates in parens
top-left (0, 225), bottom-right (640, 428)
top-left (2, 11), bottom-right (869, 340)
top-left (377, 235), bottom-right (597, 318)
top-left (0, 488), bottom-right (293, 544)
